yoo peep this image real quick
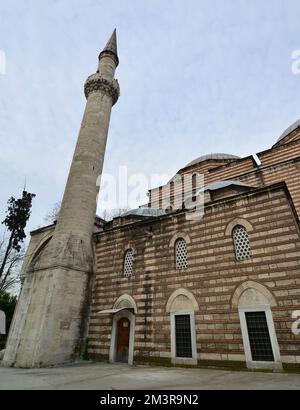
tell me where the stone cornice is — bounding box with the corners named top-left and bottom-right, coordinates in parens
top-left (84, 74), bottom-right (120, 105)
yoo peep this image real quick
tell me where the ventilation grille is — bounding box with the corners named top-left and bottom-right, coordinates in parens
top-left (176, 238), bottom-right (187, 270)
top-left (232, 225), bottom-right (252, 261)
top-left (123, 249), bottom-right (133, 277)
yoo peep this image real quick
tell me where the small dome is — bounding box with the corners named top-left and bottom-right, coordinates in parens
top-left (121, 208), bottom-right (166, 218)
top-left (202, 180), bottom-right (255, 192)
top-left (184, 153), bottom-right (240, 168)
top-left (276, 119), bottom-right (300, 143)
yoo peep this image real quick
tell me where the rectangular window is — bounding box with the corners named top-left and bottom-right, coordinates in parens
top-left (175, 315), bottom-right (192, 358)
top-left (245, 311), bottom-right (274, 362)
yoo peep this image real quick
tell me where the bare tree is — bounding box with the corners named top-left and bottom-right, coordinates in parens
top-left (45, 201), bottom-right (130, 225)
top-left (0, 235), bottom-right (24, 292)
top-left (44, 201), bottom-right (61, 224)
top-left (99, 208), bottom-right (129, 222)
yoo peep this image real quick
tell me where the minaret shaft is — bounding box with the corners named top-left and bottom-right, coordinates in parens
top-left (56, 90), bottom-right (113, 239)
top-left (57, 48), bottom-right (119, 241)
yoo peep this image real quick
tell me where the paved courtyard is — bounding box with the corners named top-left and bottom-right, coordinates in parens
top-left (0, 362), bottom-right (299, 390)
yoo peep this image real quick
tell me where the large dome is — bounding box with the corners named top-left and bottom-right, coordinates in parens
top-left (276, 119), bottom-right (300, 143)
top-left (184, 153), bottom-right (240, 168)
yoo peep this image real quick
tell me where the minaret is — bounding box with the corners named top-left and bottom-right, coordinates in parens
top-left (3, 31), bottom-right (120, 367)
top-left (44, 29), bottom-right (120, 271)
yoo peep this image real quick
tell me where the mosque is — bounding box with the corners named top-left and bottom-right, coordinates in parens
top-left (2, 31), bottom-right (300, 371)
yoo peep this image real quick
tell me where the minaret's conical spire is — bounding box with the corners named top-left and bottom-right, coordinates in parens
top-left (104, 28), bottom-right (118, 55)
top-left (99, 28), bottom-right (119, 66)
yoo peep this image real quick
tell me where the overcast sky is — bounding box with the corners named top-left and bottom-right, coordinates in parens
top-left (0, 0), bottom-right (300, 238)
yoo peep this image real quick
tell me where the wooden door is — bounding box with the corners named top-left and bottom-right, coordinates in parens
top-left (116, 317), bottom-right (130, 363)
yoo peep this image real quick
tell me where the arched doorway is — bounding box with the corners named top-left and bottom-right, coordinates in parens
top-left (107, 294), bottom-right (137, 365)
top-left (116, 317), bottom-right (130, 363)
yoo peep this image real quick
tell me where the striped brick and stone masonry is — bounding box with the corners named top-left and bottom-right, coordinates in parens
top-left (87, 124), bottom-right (300, 370)
top-left (88, 182), bottom-right (300, 370)
top-left (150, 128), bottom-right (300, 216)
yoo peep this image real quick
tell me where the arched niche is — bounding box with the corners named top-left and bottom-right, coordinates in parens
top-left (166, 288), bottom-right (199, 313)
top-left (113, 294), bottom-right (138, 314)
top-left (225, 218), bottom-right (253, 236)
top-left (231, 280), bottom-right (277, 308)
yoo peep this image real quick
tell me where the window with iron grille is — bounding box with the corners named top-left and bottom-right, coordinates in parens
top-left (232, 225), bottom-right (252, 261)
top-left (123, 249), bottom-right (133, 277)
top-left (175, 315), bottom-right (192, 358)
top-left (245, 311), bottom-right (274, 362)
top-left (175, 238), bottom-right (187, 270)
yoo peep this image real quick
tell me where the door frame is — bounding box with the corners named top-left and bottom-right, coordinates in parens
top-left (110, 309), bottom-right (135, 365)
top-left (238, 304), bottom-right (282, 370)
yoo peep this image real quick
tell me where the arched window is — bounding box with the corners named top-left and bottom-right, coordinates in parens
top-left (170, 180), bottom-right (175, 208)
top-left (192, 173), bottom-right (197, 202)
top-left (159, 186), bottom-right (163, 209)
top-left (166, 288), bottom-right (199, 365)
top-left (232, 225), bottom-right (252, 261)
top-left (232, 281), bottom-right (281, 369)
top-left (123, 249), bottom-right (134, 277)
top-left (175, 238), bottom-right (187, 270)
